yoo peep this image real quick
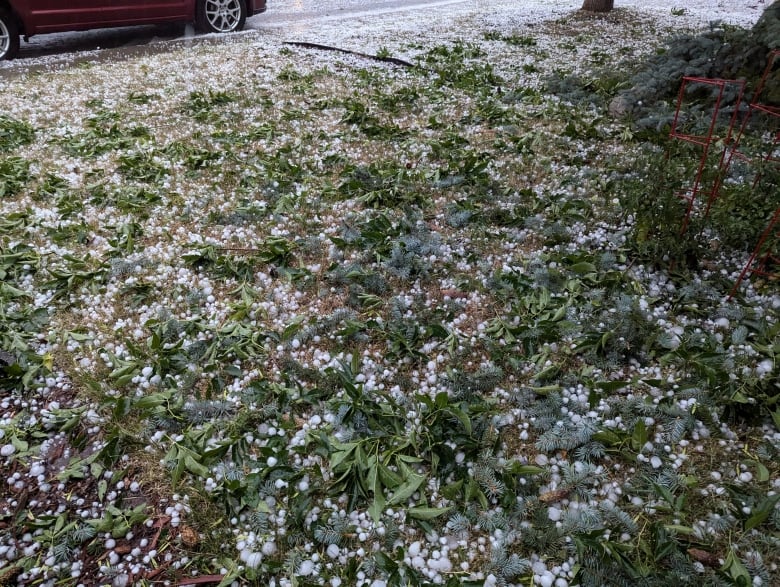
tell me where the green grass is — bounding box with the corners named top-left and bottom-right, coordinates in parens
top-left (0, 10), bottom-right (778, 587)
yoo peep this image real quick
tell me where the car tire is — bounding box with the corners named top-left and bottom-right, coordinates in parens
top-left (0, 8), bottom-right (20, 61)
top-left (197, 0), bottom-right (247, 34)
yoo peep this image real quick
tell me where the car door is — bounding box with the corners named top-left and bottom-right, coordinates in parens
top-left (16, 0), bottom-right (110, 31)
top-left (99, 0), bottom-right (192, 25)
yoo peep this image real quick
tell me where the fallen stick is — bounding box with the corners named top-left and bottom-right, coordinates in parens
top-left (284, 41), bottom-right (418, 68)
top-left (171, 575), bottom-right (227, 585)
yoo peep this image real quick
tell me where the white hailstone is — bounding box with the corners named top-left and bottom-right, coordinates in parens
top-left (112, 574), bottom-right (129, 587)
top-left (547, 507), bottom-right (562, 522)
top-left (245, 551), bottom-right (262, 569)
top-left (483, 574), bottom-right (498, 587)
top-left (555, 579), bottom-right (568, 587)
top-left (539, 572), bottom-right (555, 587)
top-left (141, 366), bottom-right (154, 378)
top-left (756, 359), bottom-right (774, 377)
top-left (262, 542), bottom-right (276, 556)
top-left (267, 456), bottom-right (278, 467)
top-left (298, 560), bottom-right (315, 576)
top-left (427, 557), bottom-right (452, 572)
top-left (1, 444), bottom-right (16, 457)
top-left (326, 544), bottom-right (340, 559)
top-left (532, 560), bottom-right (547, 574)
top-left (650, 456), bottom-right (663, 469)
top-left (408, 542), bottom-right (421, 557)
top-left (739, 472), bottom-right (753, 483)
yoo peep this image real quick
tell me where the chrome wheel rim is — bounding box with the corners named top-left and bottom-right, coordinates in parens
top-left (0, 19), bottom-right (9, 58)
top-left (204, 0), bottom-right (242, 32)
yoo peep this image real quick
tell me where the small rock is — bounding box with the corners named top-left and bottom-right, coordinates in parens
top-left (608, 95), bottom-right (632, 118)
top-left (180, 525), bottom-right (199, 548)
top-left (0, 350), bottom-right (15, 366)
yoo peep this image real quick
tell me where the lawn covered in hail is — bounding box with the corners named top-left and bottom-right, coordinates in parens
top-left (1, 6), bottom-right (779, 587)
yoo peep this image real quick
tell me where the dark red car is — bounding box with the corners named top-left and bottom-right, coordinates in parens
top-left (0, 0), bottom-right (267, 60)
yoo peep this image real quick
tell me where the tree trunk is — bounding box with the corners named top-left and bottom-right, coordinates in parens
top-left (581, 0), bottom-right (614, 12)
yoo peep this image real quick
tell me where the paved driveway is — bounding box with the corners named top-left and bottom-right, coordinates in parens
top-left (1, 0), bottom-right (470, 66)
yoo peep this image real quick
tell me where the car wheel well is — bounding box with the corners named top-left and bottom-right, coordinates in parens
top-left (0, 2), bottom-right (25, 36)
